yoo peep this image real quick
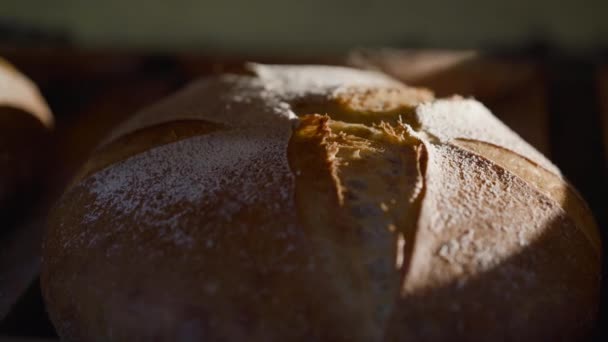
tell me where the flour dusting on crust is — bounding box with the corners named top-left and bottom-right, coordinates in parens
top-left (45, 64), bottom-right (599, 341)
top-left (250, 63), bottom-right (403, 100)
top-left (406, 142), bottom-right (574, 290)
top-left (415, 98), bottom-right (559, 174)
top-left (69, 127), bottom-right (295, 251)
top-left (105, 64), bottom-right (404, 145)
top-left (392, 141), bottom-right (597, 340)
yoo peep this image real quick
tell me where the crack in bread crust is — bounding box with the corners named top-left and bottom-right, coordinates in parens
top-left (288, 114), bottom-right (425, 340)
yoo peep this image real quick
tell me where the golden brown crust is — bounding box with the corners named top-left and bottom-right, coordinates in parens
top-left (71, 120), bottom-right (224, 186)
top-left (454, 138), bottom-right (601, 256)
top-left (44, 127), bottom-right (306, 341)
top-left (392, 141), bottom-right (599, 341)
top-left (42, 64), bottom-right (601, 341)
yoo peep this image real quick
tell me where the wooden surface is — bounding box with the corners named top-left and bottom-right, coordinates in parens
top-left (0, 47), bottom-right (605, 340)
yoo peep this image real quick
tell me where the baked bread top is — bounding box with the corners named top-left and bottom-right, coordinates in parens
top-left (0, 59), bottom-right (53, 212)
top-left (43, 64), bottom-right (600, 341)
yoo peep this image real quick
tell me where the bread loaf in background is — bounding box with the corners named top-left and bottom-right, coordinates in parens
top-left (0, 59), bottom-right (53, 218)
top-left (42, 64), bottom-right (600, 341)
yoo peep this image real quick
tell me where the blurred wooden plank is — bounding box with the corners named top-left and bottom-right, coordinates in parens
top-left (348, 49), bottom-right (535, 98)
top-left (0, 46), bottom-right (146, 86)
top-left (347, 49), bottom-right (551, 155)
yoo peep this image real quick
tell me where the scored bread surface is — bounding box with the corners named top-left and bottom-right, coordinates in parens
top-left (43, 64), bottom-right (600, 341)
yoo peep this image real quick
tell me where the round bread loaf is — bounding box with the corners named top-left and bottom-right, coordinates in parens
top-left (42, 64), bottom-right (600, 341)
top-left (0, 58), bottom-right (53, 217)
